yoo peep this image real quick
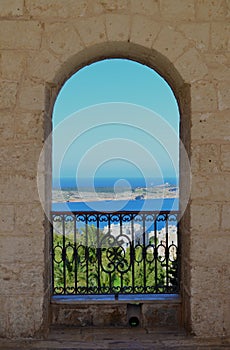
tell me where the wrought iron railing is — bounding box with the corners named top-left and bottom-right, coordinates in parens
top-left (51, 210), bottom-right (180, 296)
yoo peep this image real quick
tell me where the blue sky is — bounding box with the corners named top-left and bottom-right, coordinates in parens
top-left (52, 59), bottom-right (179, 182)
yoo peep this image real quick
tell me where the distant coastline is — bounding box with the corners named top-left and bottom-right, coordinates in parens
top-left (52, 177), bottom-right (179, 203)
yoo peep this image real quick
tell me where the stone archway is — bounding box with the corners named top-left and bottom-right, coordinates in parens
top-left (43, 41), bottom-right (191, 333)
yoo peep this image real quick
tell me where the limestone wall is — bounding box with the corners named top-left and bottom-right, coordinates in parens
top-left (0, 0), bottom-right (229, 338)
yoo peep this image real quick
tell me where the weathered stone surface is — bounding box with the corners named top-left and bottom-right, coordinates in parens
top-left (196, 0), bottom-right (230, 20)
top-left (92, 0), bottom-right (129, 14)
top-left (131, 0), bottom-right (160, 17)
top-left (218, 81), bottom-right (230, 111)
top-left (160, 0), bottom-right (195, 20)
top-left (199, 144), bottom-right (220, 174)
top-left (0, 205), bottom-right (14, 233)
top-left (175, 48), bottom-right (208, 82)
top-left (191, 174), bottom-right (230, 201)
top-left (220, 144), bottom-right (230, 172)
top-left (0, 263), bottom-right (45, 296)
top-left (0, 20), bottom-right (42, 49)
top-left (4, 296), bottom-right (44, 338)
top-left (179, 23), bottom-right (210, 52)
top-left (27, 50), bottom-right (61, 82)
top-left (76, 16), bottom-right (106, 47)
top-left (211, 22), bottom-right (230, 51)
top-left (106, 14), bottom-right (130, 42)
top-left (15, 203), bottom-right (44, 235)
top-left (153, 26), bottom-right (189, 62)
top-left (0, 0), bottom-right (24, 17)
top-left (0, 174), bottom-right (40, 203)
top-left (191, 111), bottom-right (230, 141)
top-left (0, 235), bottom-right (44, 264)
top-left (190, 203), bottom-right (220, 232)
top-left (131, 15), bottom-right (160, 48)
top-left (25, 0), bottom-right (89, 18)
top-left (0, 81), bottom-right (18, 109)
top-left (204, 54), bottom-right (230, 81)
top-left (0, 51), bottom-right (26, 80)
top-left (191, 295), bottom-right (224, 336)
top-left (18, 80), bottom-right (45, 111)
top-left (221, 204), bottom-right (230, 230)
top-left (45, 23), bottom-right (84, 61)
top-left (191, 81), bottom-right (217, 112)
top-left (15, 112), bottom-right (44, 142)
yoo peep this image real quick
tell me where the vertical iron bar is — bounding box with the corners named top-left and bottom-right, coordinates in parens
top-left (51, 214), bottom-right (54, 294)
top-left (62, 215), bottom-right (66, 294)
top-left (154, 214), bottom-right (158, 293)
top-left (142, 214), bottom-right (146, 292)
top-left (74, 214), bottom-right (77, 293)
top-left (131, 214), bottom-right (135, 293)
top-left (85, 215), bottom-right (89, 292)
top-left (120, 214), bottom-right (123, 292)
top-left (97, 214), bottom-right (101, 292)
top-left (108, 215), bottom-right (112, 291)
top-left (165, 213), bottom-right (169, 291)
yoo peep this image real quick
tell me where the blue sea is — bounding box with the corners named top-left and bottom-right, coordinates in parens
top-left (53, 177), bottom-right (178, 191)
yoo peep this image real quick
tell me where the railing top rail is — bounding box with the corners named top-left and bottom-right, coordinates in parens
top-left (51, 210), bottom-right (180, 215)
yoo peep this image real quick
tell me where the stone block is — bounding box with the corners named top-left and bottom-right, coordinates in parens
top-left (27, 50), bottom-right (61, 82)
top-left (191, 111), bottom-right (230, 141)
top-left (190, 144), bottom-right (200, 173)
top-left (131, 15), bottom-right (160, 49)
top-left (15, 112), bottom-right (44, 142)
top-left (76, 16), bottom-right (106, 47)
top-left (220, 144), bottom-right (230, 172)
top-left (0, 145), bottom-right (15, 173)
top-left (25, 0), bottom-right (89, 18)
top-left (15, 203), bottom-right (44, 235)
top-left (191, 235), bottom-right (230, 269)
top-left (199, 143), bottom-right (220, 174)
top-left (4, 295), bottom-right (44, 338)
top-left (218, 81), bottom-right (230, 111)
top-left (175, 48), bottom-right (208, 83)
top-left (211, 22), bottom-right (230, 51)
top-left (0, 51), bottom-right (26, 80)
top-left (106, 14), bottom-right (130, 42)
top-left (142, 303), bottom-right (181, 329)
top-left (0, 262), bottom-right (44, 296)
top-left (190, 203), bottom-right (220, 232)
top-left (153, 26), bottom-right (189, 62)
top-left (0, 0), bottom-right (24, 16)
top-left (0, 81), bottom-right (18, 109)
top-left (18, 80), bottom-right (45, 111)
top-left (52, 304), bottom-right (127, 327)
top-left (131, 0), bottom-right (160, 17)
top-left (221, 204), bottom-right (230, 230)
top-left (0, 112), bottom-right (14, 143)
top-left (0, 173), bottom-right (40, 203)
top-left (0, 205), bottom-right (14, 233)
top-left (204, 53), bottom-right (229, 81)
top-left (196, 0), bottom-right (229, 20)
top-left (0, 235), bottom-right (44, 264)
top-left (191, 295), bottom-right (224, 336)
top-left (191, 174), bottom-right (230, 201)
top-left (179, 23), bottom-right (210, 52)
top-left (0, 20), bottom-right (42, 50)
top-left (191, 81), bottom-right (217, 112)
top-left (45, 23), bottom-right (84, 62)
top-left (92, 0), bottom-right (129, 14)
top-left (160, 0), bottom-right (195, 20)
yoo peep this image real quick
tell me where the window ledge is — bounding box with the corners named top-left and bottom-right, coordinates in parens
top-left (51, 293), bottom-right (181, 304)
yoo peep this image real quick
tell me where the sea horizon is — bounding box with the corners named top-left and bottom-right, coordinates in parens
top-left (52, 176), bottom-right (179, 191)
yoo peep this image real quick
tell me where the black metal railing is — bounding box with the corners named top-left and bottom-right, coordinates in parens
top-left (51, 210), bottom-right (180, 296)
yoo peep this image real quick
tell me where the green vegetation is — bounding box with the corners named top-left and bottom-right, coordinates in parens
top-left (53, 223), bottom-right (178, 294)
